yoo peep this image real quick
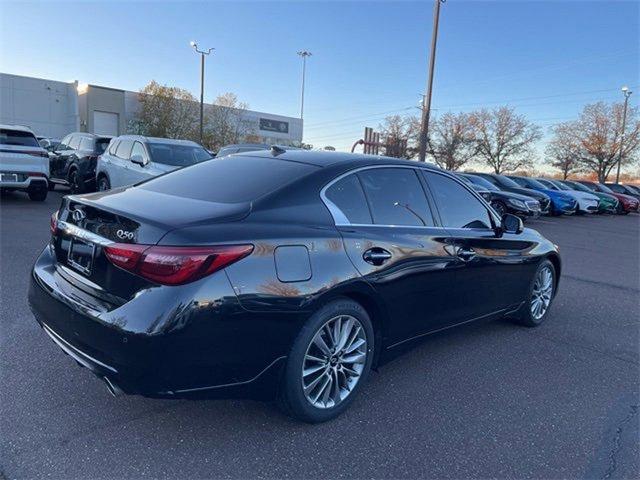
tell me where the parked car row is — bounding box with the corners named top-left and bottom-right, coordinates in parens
top-left (455, 171), bottom-right (639, 218)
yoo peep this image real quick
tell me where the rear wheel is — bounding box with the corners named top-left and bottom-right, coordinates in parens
top-left (28, 188), bottom-right (47, 202)
top-left (512, 259), bottom-right (556, 327)
top-left (68, 169), bottom-right (83, 194)
top-left (278, 298), bottom-right (374, 423)
top-left (97, 175), bottom-right (110, 192)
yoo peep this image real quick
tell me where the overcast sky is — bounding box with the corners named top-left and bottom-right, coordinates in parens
top-left (1, 0), bottom-right (638, 157)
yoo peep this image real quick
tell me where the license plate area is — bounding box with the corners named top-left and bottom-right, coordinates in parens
top-left (1, 173), bottom-right (18, 182)
top-left (67, 237), bottom-right (96, 275)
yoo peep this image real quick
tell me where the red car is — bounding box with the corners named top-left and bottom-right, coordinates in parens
top-left (577, 181), bottom-right (639, 214)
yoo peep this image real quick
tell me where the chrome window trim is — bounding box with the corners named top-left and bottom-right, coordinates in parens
top-left (57, 220), bottom-right (115, 247)
top-left (320, 164), bottom-right (500, 229)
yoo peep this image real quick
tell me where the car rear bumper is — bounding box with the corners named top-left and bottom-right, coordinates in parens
top-left (0, 172), bottom-right (48, 191)
top-left (28, 245), bottom-right (287, 399)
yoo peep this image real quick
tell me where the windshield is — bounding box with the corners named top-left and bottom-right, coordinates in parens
top-left (537, 179), bottom-right (558, 190)
top-left (0, 129), bottom-right (39, 147)
top-left (550, 180), bottom-right (570, 190)
top-left (494, 174), bottom-right (520, 188)
top-left (564, 181), bottom-right (590, 192)
top-left (463, 174), bottom-right (499, 191)
top-left (596, 183), bottom-right (614, 194)
top-left (147, 142), bottom-right (213, 167)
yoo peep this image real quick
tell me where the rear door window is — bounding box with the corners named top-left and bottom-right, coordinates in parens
top-left (357, 168), bottom-right (434, 226)
top-left (68, 136), bottom-right (81, 150)
top-left (0, 129), bottom-right (39, 147)
top-left (140, 156), bottom-right (317, 203)
top-left (423, 172), bottom-right (493, 229)
top-left (115, 140), bottom-right (134, 159)
top-left (79, 137), bottom-right (94, 151)
top-left (324, 174), bottom-right (372, 224)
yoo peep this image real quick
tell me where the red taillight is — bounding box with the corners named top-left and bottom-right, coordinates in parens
top-left (27, 172), bottom-right (46, 177)
top-left (50, 211), bottom-right (58, 234)
top-left (104, 244), bottom-right (253, 286)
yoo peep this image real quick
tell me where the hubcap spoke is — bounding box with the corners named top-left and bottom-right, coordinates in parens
top-left (302, 314), bottom-right (368, 409)
top-left (530, 266), bottom-right (554, 320)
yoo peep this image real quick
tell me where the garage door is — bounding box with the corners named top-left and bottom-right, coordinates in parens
top-left (93, 111), bottom-right (119, 136)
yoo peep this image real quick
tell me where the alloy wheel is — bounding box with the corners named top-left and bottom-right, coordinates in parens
top-left (302, 315), bottom-right (368, 409)
top-left (531, 266), bottom-right (553, 320)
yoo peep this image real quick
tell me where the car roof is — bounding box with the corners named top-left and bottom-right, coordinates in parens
top-left (239, 149), bottom-right (442, 170)
top-left (0, 124), bottom-right (36, 134)
top-left (115, 135), bottom-right (200, 146)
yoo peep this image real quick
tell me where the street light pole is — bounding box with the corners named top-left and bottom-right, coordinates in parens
top-left (297, 51), bottom-right (312, 120)
top-left (418, 0), bottom-right (445, 162)
top-left (190, 41), bottom-right (214, 145)
top-left (615, 86), bottom-right (632, 184)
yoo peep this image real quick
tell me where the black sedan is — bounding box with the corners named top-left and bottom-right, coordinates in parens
top-left (467, 172), bottom-right (552, 215)
top-left (29, 150), bottom-right (561, 423)
top-left (459, 173), bottom-right (541, 219)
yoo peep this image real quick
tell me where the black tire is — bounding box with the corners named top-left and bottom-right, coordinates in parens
top-left (511, 259), bottom-right (556, 327)
top-left (48, 181), bottom-right (56, 191)
top-left (492, 200), bottom-right (507, 217)
top-left (68, 169), bottom-right (83, 194)
top-left (278, 298), bottom-right (375, 423)
top-left (97, 175), bottom-right (110, 192)
top-left (28, 188), bottom-right (47, 202)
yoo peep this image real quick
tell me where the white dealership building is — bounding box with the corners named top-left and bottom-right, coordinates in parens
top-left (0, 72), bottom-right (303, 145)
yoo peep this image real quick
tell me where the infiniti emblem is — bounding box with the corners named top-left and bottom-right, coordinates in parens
top-left (71, 208), bottom-right (86, 223)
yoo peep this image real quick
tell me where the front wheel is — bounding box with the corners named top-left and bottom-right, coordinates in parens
top-left (512, 259), bottom-right (556, 327)
top-left (97, 175), bottom-right (110, 192)
top-left (278, 298), bottom-right (374, 423)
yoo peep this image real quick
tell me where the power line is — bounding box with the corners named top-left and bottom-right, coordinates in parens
top-left (305, 85), bottom-right (638, 129)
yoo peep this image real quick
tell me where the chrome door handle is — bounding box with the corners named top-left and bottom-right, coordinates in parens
top-left (363, 248), bottom-right (392, 266)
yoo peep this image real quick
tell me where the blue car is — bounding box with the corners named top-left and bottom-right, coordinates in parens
top-left (507, 176), bottom-right (577, 215)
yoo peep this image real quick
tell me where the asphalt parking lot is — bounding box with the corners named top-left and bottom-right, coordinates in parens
top-left (1, 189), bottom-right (638, 480)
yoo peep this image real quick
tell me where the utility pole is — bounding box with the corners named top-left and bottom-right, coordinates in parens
top-left (190, 41), bottom-right (214, 145)
top-left (615, 86), bottom-right (632, 183)
top-left (418, 0), bottom-right (445, 162)
top-left (297, 51), bottom-right (312, 120)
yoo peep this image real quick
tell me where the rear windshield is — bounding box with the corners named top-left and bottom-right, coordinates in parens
top-left (96, 138), bottom-right (111, 154)
top-left (0, 129), bottom-right (39, 147)
top-left (140, 156), bottom-right (318, 203)
top-left (147, 142), bottom-right (212, 167)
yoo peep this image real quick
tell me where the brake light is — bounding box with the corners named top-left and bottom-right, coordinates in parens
top-left (27, 172), bottom-right (46, 177)
top-left (104, 244), bottom-right (253, 285)
top-left (50, 211), bottom-right (58, 234)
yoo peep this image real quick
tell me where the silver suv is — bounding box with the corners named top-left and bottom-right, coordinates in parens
top-left (0, 124), bottom-right (49, 201)
top-left (96, 135), bottom-right (212, 191)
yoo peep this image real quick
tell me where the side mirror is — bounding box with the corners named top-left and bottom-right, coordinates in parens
top-left (501, 213), bottom-right (524, 235)
top-left (130, 154), bottom-right (147, 166)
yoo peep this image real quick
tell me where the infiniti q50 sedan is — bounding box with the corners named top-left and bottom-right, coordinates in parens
top-left (29, 150), bottom-right (561, 423)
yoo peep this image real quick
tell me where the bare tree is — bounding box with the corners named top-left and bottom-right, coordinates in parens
top-left (560, 102), bottom-right (640, 182)
top-left (204, 93), bottom-right (255, 151)
top-left (378, 115), bottom-right (420, 158)
top-left (469, 107), bottom-right (542, 173)
top-left (426, 112), bottom-right (477, 170)
top-left (130, 81), bottom-right (199, 140)
top-left (545, 122), bottom-right (583, 179)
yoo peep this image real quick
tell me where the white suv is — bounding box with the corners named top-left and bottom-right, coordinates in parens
top-left (96, 135), bottom-right (212, 191)
top-left (0, 125), bottom-right (50, 201)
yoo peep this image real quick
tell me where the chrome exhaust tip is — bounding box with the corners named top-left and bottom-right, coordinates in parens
top-left (104, 376), bottom-right (124, 397)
